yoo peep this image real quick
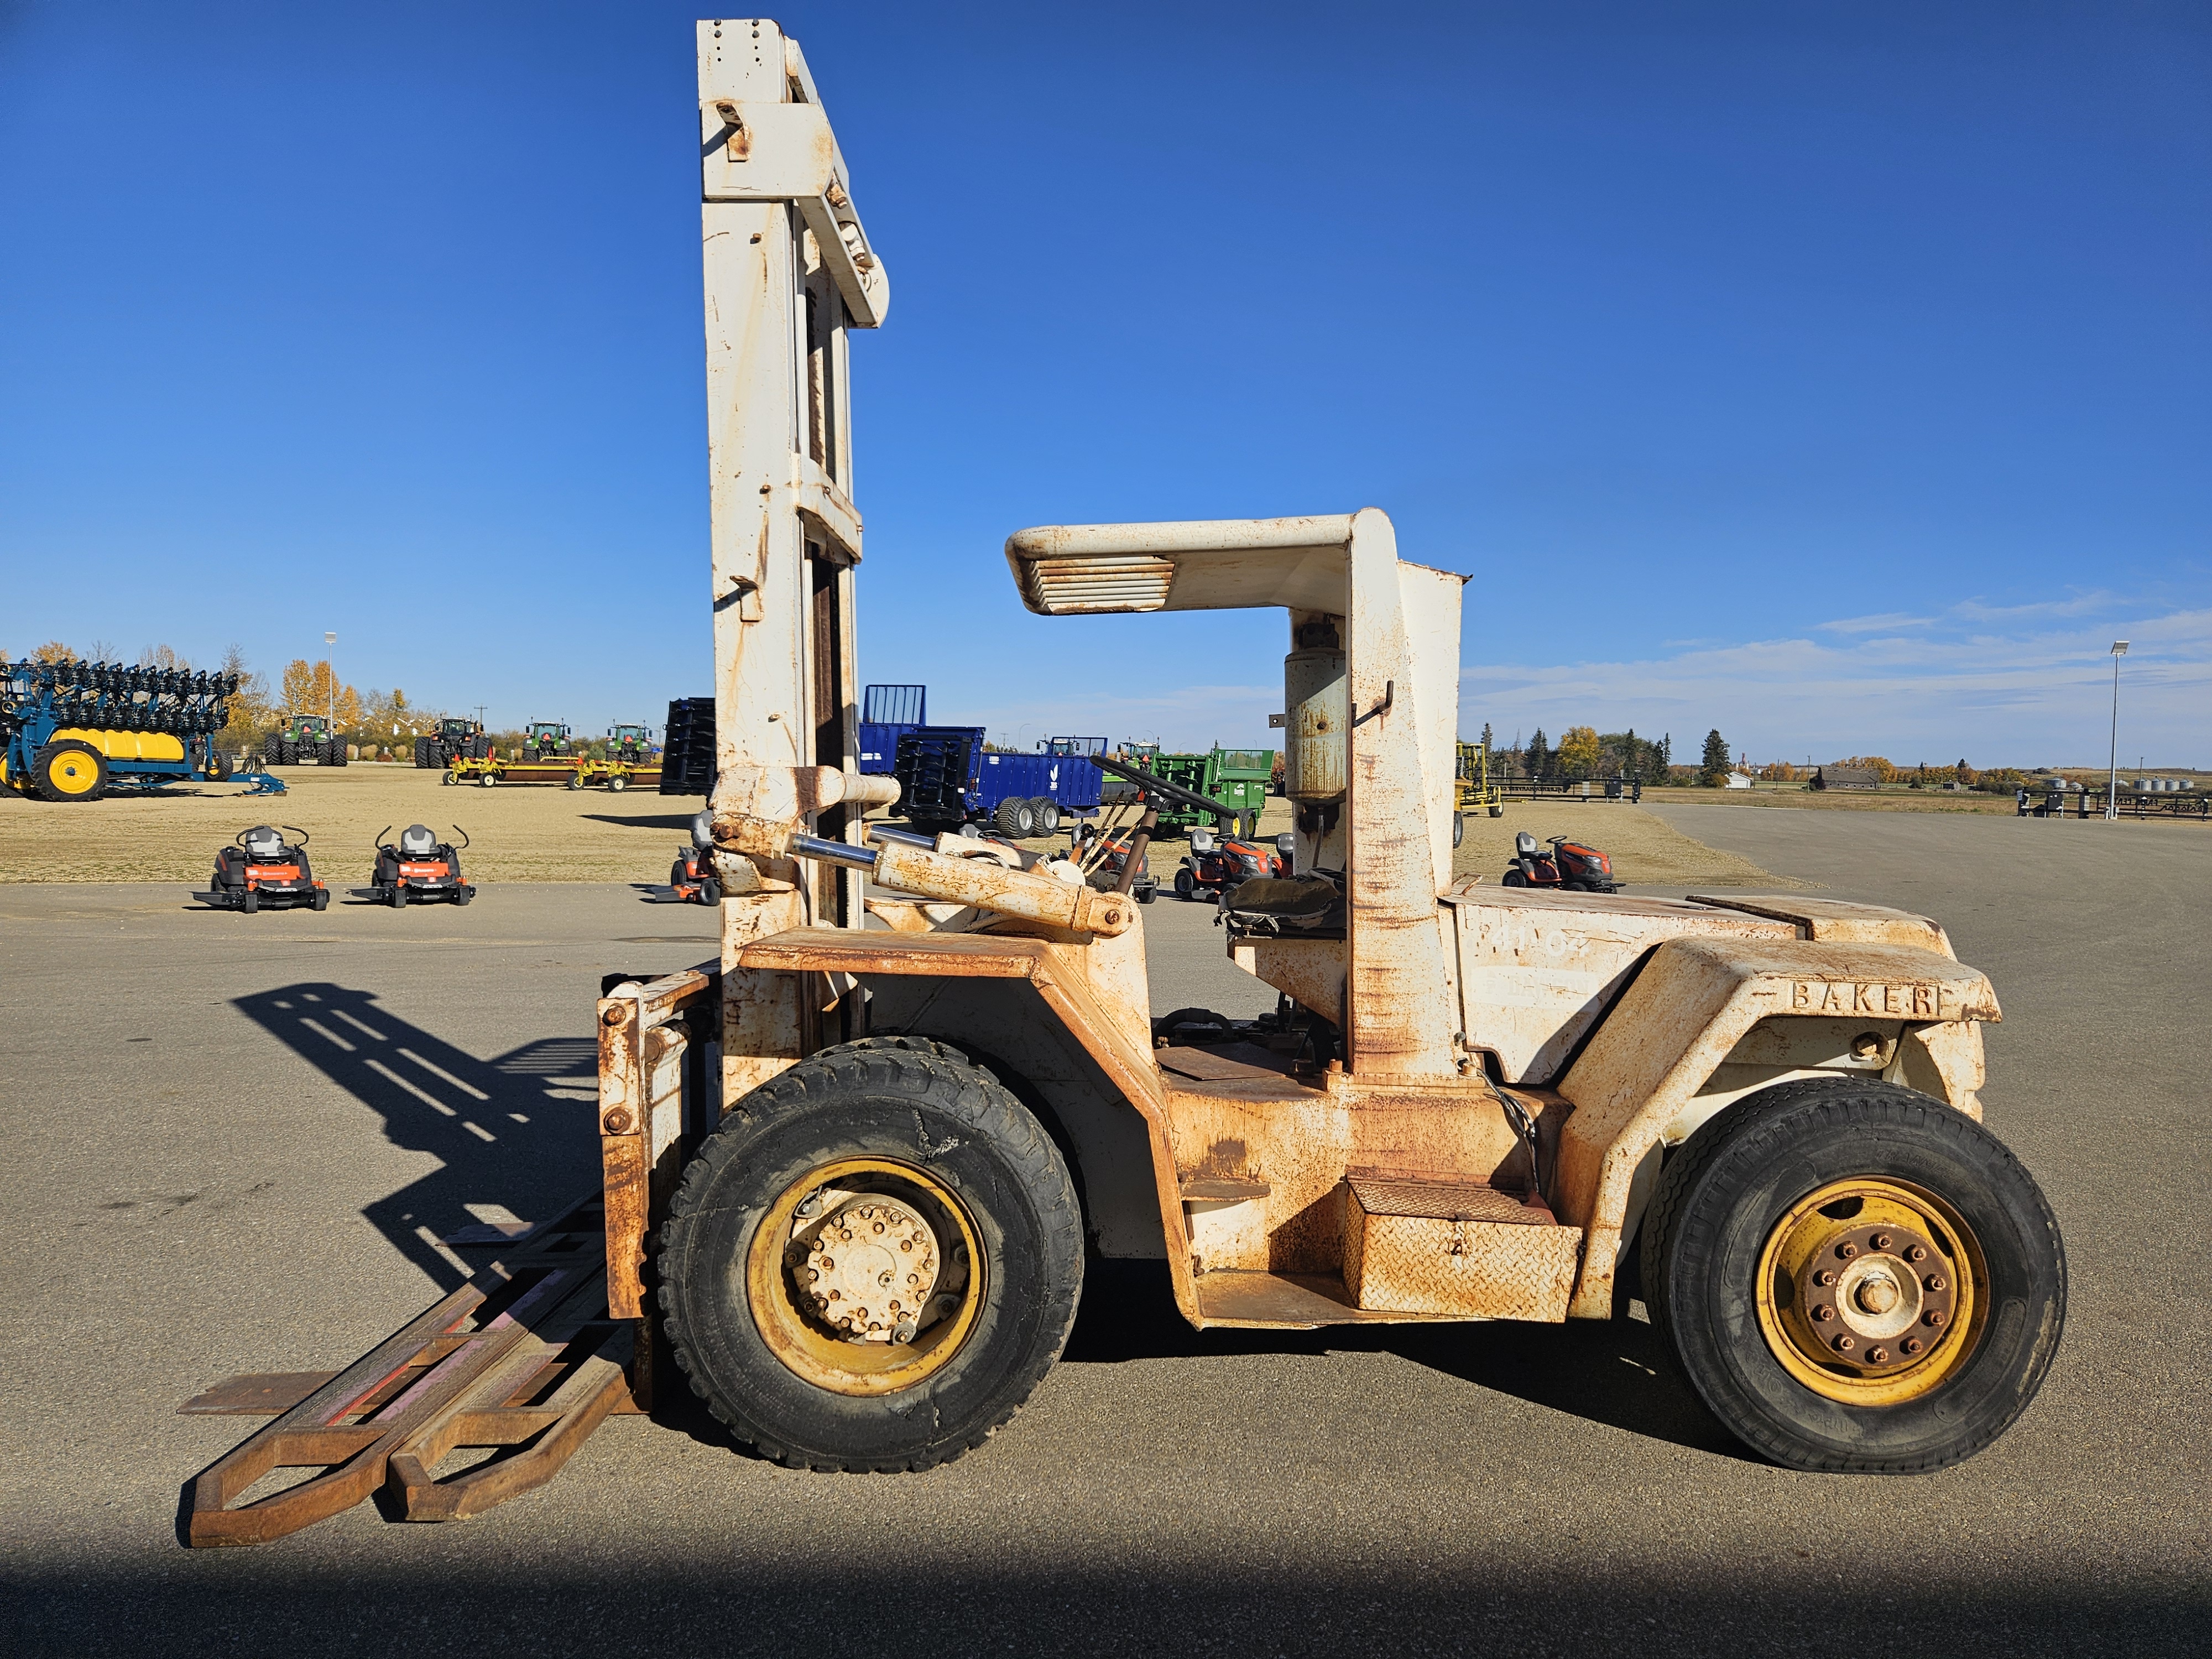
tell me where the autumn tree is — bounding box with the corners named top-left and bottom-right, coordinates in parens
top-left (30, 640), bottom-right (77, 665)
top-left (1557, 725), bottom-right (1601, 778)
top-left (1700, 728), bottom-right (1731, 786)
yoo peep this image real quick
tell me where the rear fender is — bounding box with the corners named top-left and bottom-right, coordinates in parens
top-left (1553, 936), bottom-right (1999, 1318)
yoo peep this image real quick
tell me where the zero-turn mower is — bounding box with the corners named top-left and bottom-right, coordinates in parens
top-left (192, 825), bottom-right (327, 912)
top-left (356, 823), bottom-right (476, 907)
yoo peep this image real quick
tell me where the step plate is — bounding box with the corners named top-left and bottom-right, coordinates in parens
top-left (1342, 1178), bottom-right (1583, 1322)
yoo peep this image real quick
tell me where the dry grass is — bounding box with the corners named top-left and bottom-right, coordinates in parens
top-left (1, 764), bottom-right (1793, 890)
top-left (0, 764), bottom-right (703, 885)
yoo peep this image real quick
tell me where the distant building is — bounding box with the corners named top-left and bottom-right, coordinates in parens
top-left (1723, 771), bottom-right (1753, 789)
top-left (1811, 765), bottom-right (1879, 791)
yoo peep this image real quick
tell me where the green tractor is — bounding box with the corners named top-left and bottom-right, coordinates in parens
top-left (520, 721), bottom-right (573, 763)
top-left (263, 713), bottom-right (347, 768)
top-left (607, 723), bottom-right (657, 764)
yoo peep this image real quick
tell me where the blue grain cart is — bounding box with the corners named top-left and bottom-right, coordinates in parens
top-left (893, 727), bottom-right (1107, 837)
top-left (858, 684), bottom-right (926, 775)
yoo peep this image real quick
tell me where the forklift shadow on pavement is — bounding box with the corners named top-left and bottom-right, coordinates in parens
top-left (229, 983), bottom-right (602, 1295)
top-left (1062, 1259), bottom-right (1753, 1462)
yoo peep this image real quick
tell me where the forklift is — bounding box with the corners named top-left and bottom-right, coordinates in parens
top-left (184, 20), bottom-right (2063, 1547)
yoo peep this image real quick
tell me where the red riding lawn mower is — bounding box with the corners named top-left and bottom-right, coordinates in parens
top-left (1500, 829), bottom-right (1621, 893)
top-left (660, 811), bottom-right (722, 904)
top-left (1066, 822), bottom-right (1159, 904)
top-left (356, 823), bottom-right (476, 907)
top-left (1171, 822), bottom-right (1293, 900)
top-left (192, 825), bottom-right (327, 912)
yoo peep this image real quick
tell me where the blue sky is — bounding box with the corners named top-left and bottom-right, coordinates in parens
top-left (3, 2), bottom-right (2205, 767)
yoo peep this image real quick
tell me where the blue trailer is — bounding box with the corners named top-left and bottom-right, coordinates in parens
top-left (858, 684), bottom-right (926, 775)
top-left (893, 727), bottom-right (1108, 837)
top-left (2, 657), bottom-right (280, 801)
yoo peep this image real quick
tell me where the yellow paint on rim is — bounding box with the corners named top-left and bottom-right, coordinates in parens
top-left (44, 748), bottom-right (103, 796)
top-left (1755, 1177), bottom-right (1986, 1407)
top-left (745, 1156), bottom-right (982, 1397)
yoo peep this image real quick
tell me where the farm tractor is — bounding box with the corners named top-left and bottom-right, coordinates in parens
top-left (415, 718), bottom-right (490, 769)
top-left (264, 713), bottom-right (347, 767)
top-left (183, 20), bottom-right (2064, 1548)
top-left (520, 722), bottom-right (573, 762)
top-left (608, 724), bottom-right (658, 765)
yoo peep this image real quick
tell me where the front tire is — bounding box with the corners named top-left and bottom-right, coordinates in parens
top-left (1173, 865), bottom-right (1197, 900)
top-left (33, 739), bottom-right (107, 802)
top-left (660, 1047), bottom-right (1083, 1472)
top-left (993, 798), bottom-right (1035, 839)
top-left (1642, 1077), bottom-right (2064, 1474)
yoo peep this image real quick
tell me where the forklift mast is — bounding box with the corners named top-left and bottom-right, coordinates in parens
top-left (697, 18), bottom-right (891, 1090)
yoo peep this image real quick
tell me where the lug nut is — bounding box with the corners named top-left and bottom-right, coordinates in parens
top-left (1815, 1270), bottom-right (1837, 1287)
top-left (818, 1256), bottom-right (834, 1270)
top-left (1869, 1347), bottom-right (1889, 1363)
top-left (1834, 1335), bottom-right (1856, 1352)
top-left (1902, 1337), bottom-right (1922, 1355)
top-left (1924, 1310), bottom-right (1947, 1328)
top-left (1926, 1275), bottom-right (1947, 1291)
top-left (1907, 1244), bottom-right (1928, 1262)
top-left (1871, 1233), bottom-right (1893, 1250)
top-left (1837, 1242), bottom-right (1858, 1259)
top-left (1812, 1305), bottom-right (1836, 1322)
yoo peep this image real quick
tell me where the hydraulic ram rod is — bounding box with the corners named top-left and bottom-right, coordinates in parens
top-left (782, 832), bottom-right (1134, 937)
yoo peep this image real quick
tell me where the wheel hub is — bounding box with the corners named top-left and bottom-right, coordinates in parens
top-left (1795, 1221), bottom-right (1955, 1370)
top-left (801, 1198), bottom-right (940, 1343)
top-left (1756, 1177), bottom-right (1983, 1404)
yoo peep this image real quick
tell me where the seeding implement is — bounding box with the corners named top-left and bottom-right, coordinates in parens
top-left (184, 19), bottom-right (2063, 1547)
top-left (3, 656), bottom-right (244, 800)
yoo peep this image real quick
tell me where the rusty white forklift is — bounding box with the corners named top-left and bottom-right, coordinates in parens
top-left (184, 19), bottom-right (2062, 1546)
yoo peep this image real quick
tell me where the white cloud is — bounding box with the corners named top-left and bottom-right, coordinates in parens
top-left (1815, 612), bottom-right (1935, 634)
top-left (1462, 607), bottom-right (2212, 765)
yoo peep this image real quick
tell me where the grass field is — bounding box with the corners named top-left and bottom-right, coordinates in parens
top-left (0, 763), bottom-right (1796, 889)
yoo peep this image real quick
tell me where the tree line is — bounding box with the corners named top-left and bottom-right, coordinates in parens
top-left (1474, 719), bottom-right (2036, 794)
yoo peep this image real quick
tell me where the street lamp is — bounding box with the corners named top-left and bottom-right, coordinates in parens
top-left (324, 632), bottom-right (339, 750)
top-left (2106, 640), bottom-right (2128, 821)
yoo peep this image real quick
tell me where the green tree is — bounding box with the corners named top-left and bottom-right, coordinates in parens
top-left (1700, 728), bottom-right (1731, 787)
top-left (1525, 728), bottom-right (1550, 782)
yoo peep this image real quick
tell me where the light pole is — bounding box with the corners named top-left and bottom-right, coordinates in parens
top-left (2106, 640), bottom-right (2128, 821)
top-left (323, 632), bottom-right (338, 751)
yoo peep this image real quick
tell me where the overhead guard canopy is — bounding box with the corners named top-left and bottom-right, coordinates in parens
top-left (1005, 515), bottom-right (1359, 615)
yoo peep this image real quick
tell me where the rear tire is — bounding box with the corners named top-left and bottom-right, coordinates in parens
top-left (699, 878), bottom-right (722, 905)
top-left (481, 773), bottom-right (497, 787)
top-left (1453, 813), bottom-right (1464, 848)
top-left (328, 742), bottom-right (348, 767)
top-left (1173, 866), bottom-right (1197, 901)
top-left (1641, 1077), bottom-right (2064, 1474)
top-left (993, 798), bottom-right (1035, 839)
top-left (608, 774), bottom-right (628, 793)
top-left (1030, 799), bottom-right (1060, 834)
top-left (659, 1046), bottom-right (1083, 1472)
top-left (414, 736), bottom-right (433, 769)
top-left (567, 771), bottom-right (585, 790)
top-left (1502, 868), bottom-right (1527, 888)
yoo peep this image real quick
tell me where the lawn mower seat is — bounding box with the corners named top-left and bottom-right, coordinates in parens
top-left (243, 826), bottom-right (286, 860)
top-left (399, 825), bottom-right (439, 857)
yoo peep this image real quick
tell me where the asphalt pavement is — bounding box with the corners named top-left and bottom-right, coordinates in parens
top-left (1, 810), bottom-right (2205, 1657)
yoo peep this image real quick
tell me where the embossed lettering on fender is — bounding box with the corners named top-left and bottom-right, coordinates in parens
top-left (1790, 980), bottom-right (1952, 1019)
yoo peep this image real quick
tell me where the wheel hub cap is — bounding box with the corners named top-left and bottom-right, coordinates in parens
top-left (802, 1198), bottom-right (939, 1343)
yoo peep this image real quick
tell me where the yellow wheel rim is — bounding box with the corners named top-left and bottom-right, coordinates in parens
top-left (744, 1156), bottom-right (982, 1397)
top-left (1756, 1177), bottom-right (1986, 1406)
top-left (47, 752), bottom-right (100, 795)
